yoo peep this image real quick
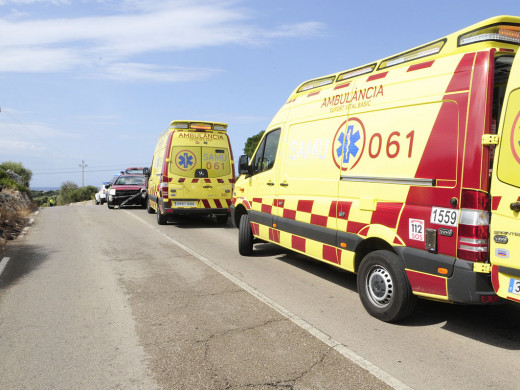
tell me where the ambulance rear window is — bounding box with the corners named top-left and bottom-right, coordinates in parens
top-left (169, 146), bottom-right (231, 178)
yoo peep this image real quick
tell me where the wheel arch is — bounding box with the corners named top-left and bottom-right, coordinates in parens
top-left (354, 237), bottom-right (400, 273)
top-left (233, 203), bottom-right (248, 228)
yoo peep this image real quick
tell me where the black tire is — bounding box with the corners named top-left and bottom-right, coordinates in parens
top-left (146, 199), bottom-right (155, 214)
top-left (216, 214), bottom-right (228, 225)
top-left (157, 206), bottom-right (167, 225)
top-left (238, 213), bottom-right (254, 256)
top-left (107, 200), bottom-right (114, 209)
top-left (95, 199), bottom-right (99, 205)
top-left (357, 250), bottom-right (416, 322)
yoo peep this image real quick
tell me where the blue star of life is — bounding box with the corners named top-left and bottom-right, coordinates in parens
top-left (179, 153), bottom-right (194, 169)
top-left (336, 125), bottom-right (360, 163)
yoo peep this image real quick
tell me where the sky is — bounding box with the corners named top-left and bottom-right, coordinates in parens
top-left (1, 0), bottom-right (520, 189)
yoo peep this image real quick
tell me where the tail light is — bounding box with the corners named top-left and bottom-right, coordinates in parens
top-left (457, 190), bottom-right (490, 262)
top-left (160, 182), bottom-right (169, 199)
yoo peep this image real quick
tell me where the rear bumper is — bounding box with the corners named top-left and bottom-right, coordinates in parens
top-left (156, 197), bottom-right (230, 216)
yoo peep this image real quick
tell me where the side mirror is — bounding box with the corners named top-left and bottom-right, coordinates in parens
top-left (238, 155), bottom-right (251, 175)
top-left (143, 167), bottom-right (150, 177)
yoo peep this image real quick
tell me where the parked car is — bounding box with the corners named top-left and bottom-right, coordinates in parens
top-left (94, 182), bottom-right (110, 205)
top-left (106, 174), bottom-right (147, 209)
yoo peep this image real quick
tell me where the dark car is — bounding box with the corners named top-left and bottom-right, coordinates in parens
top-left (107, 174), bottom-right (147, 209)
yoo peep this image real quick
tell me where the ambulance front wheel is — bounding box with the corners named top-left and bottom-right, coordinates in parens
top-left (238, 214), bottom-right (253, 256)
top-left (357, 250), bottom-right (416, 322)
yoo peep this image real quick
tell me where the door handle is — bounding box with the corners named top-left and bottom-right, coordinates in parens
top-left (510, 202), bottom-right (520, 212)
top-left (267, 181), bottom-right (275, 186)
top-left (203, 185), bottom-right (212, 189)
top-left (280, 182), bottom-right (288, 187)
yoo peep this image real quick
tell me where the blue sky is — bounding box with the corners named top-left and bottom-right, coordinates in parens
top-left (1, 0), bottom-right (519, 188)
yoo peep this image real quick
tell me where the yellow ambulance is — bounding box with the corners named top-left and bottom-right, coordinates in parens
top-left (146, 120), bottom-right (235, 225)
top-left (232, 16), bottom-right (520, 321)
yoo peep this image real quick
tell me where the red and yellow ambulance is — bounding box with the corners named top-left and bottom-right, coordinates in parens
top-left (147, 120), bottom-right (235, 225)
top-left (232, 16), bottom-right (520, 321)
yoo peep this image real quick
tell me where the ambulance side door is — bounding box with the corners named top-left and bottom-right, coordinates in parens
top-left (490, 50), bottom-right (520, 300)
top-left (247, 128), bottom-right (282, 234)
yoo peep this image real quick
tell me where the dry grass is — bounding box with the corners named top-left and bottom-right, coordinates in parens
top-left (0, 189), bottom-right (33, 253)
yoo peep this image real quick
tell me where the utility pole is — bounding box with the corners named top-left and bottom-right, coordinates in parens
top-left (79, 160), bottom-right (87, 187)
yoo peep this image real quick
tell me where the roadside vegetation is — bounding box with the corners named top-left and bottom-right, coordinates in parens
top-left (243, 130), bottom-right (265, 157)
top-left (1, 161), bottom-right (97, 251)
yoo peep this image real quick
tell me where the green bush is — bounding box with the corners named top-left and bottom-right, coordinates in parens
top-left (0, 161), bottom-right (32, 187)
top-left (56, 182), bottom-right (97, 205)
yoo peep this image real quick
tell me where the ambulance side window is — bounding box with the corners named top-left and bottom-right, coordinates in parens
top-left (252, 129), bottom-right (281, 174)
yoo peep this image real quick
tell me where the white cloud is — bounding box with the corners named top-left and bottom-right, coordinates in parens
top-left (99, 62), bottom-right (221, 82)
top-left (0, 0), bottom-right (326, 81)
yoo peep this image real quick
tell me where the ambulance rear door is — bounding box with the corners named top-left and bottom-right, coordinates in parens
top-left (490, 50), bottom-right (520, 301)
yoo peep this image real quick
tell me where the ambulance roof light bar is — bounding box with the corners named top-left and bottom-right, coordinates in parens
top-left (297, 76), bottom-right (335, 93)
top-left (459, 24), bottom-right (520, 46)
top-left (380, 39), bottom-right (445, 69)
top-left (337, 64), bottom-right (376, 81)
top-left (169, 121), bottom-right (228, 131)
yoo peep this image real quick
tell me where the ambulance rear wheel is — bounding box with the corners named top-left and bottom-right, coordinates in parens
top-left (157, 207), bottom-right (167, 225)
top-left (357, 250), bottom-right (416, 322)
top-left (238, 214), bottom-right (253, 256)
top-left (147, 199), bottom-right (155, 214)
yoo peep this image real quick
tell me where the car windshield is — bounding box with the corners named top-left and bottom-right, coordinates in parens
top-left (115, 176), bottom-right (146, 185)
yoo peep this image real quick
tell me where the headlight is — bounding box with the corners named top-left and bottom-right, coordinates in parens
top-left (109, 189), bottom-right (116, 195)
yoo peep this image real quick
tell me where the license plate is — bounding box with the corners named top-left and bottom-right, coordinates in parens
top-left (174, 201), bottom-right (196, 207)
top-left (508, 278), bottom-right (520, 296)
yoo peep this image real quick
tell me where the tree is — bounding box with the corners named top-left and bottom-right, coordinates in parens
top-left (0, 161), bottom-right (32, 187)
top-left (243, 130), bottom-right (265, 158)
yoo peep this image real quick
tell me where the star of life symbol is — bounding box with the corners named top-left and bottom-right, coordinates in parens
top-left (179, 152), bottom-right (193, 168)
top-left (176, 150), bottom-right (196, 171)
top-left (337, 125), bottom-right (360, 164)
top-left (332, 118), bottom-right (365, 171)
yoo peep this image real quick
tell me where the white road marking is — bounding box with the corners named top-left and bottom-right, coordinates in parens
top-left (0, 257), bottom-right (11, 278)
top-left (127, 211), bottom-right (413, 390)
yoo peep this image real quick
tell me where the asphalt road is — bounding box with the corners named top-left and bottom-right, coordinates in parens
top-left (1, 204), bottom-right (520, 389)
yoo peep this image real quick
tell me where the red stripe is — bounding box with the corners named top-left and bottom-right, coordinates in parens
top-left (334, 82), bottom-right (351, 90)
top-left (347, 221), bottom-right (366, 234)
top-left (202, 200), bottom-right (210, 208)
top-left (251, 223), bottom-right (259, 235)
top-left (214, 199), bottom-right (223, 208)
top-left (292, 235), bottom-right (306, 252)
top-left (269, 228), bottom-right (280, 243)
top-left (492, 196), bottom-right (501, 210)
top-left (370, 202), bottom-right (402, 228)
top-left (307, 91), bottom-right (320, 97)
top-left (406, 270), bottom-right (447, 296)
top-left (367, 72), bottom-right (388, 81)
top-left (323, 245), bottom-right (340, 264)
top-left (297, 200), bottom-right (313, 212)
top-left (311, 214), bottom-right (328, 227)
top-left (407, 60), bottom-right (434, 72)
top-left (261, 204), bottom-right (272, 214)
top-left (445, 53), bottom-right (474, 93)
top-left (283, 208), bottom-right (296, 219)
